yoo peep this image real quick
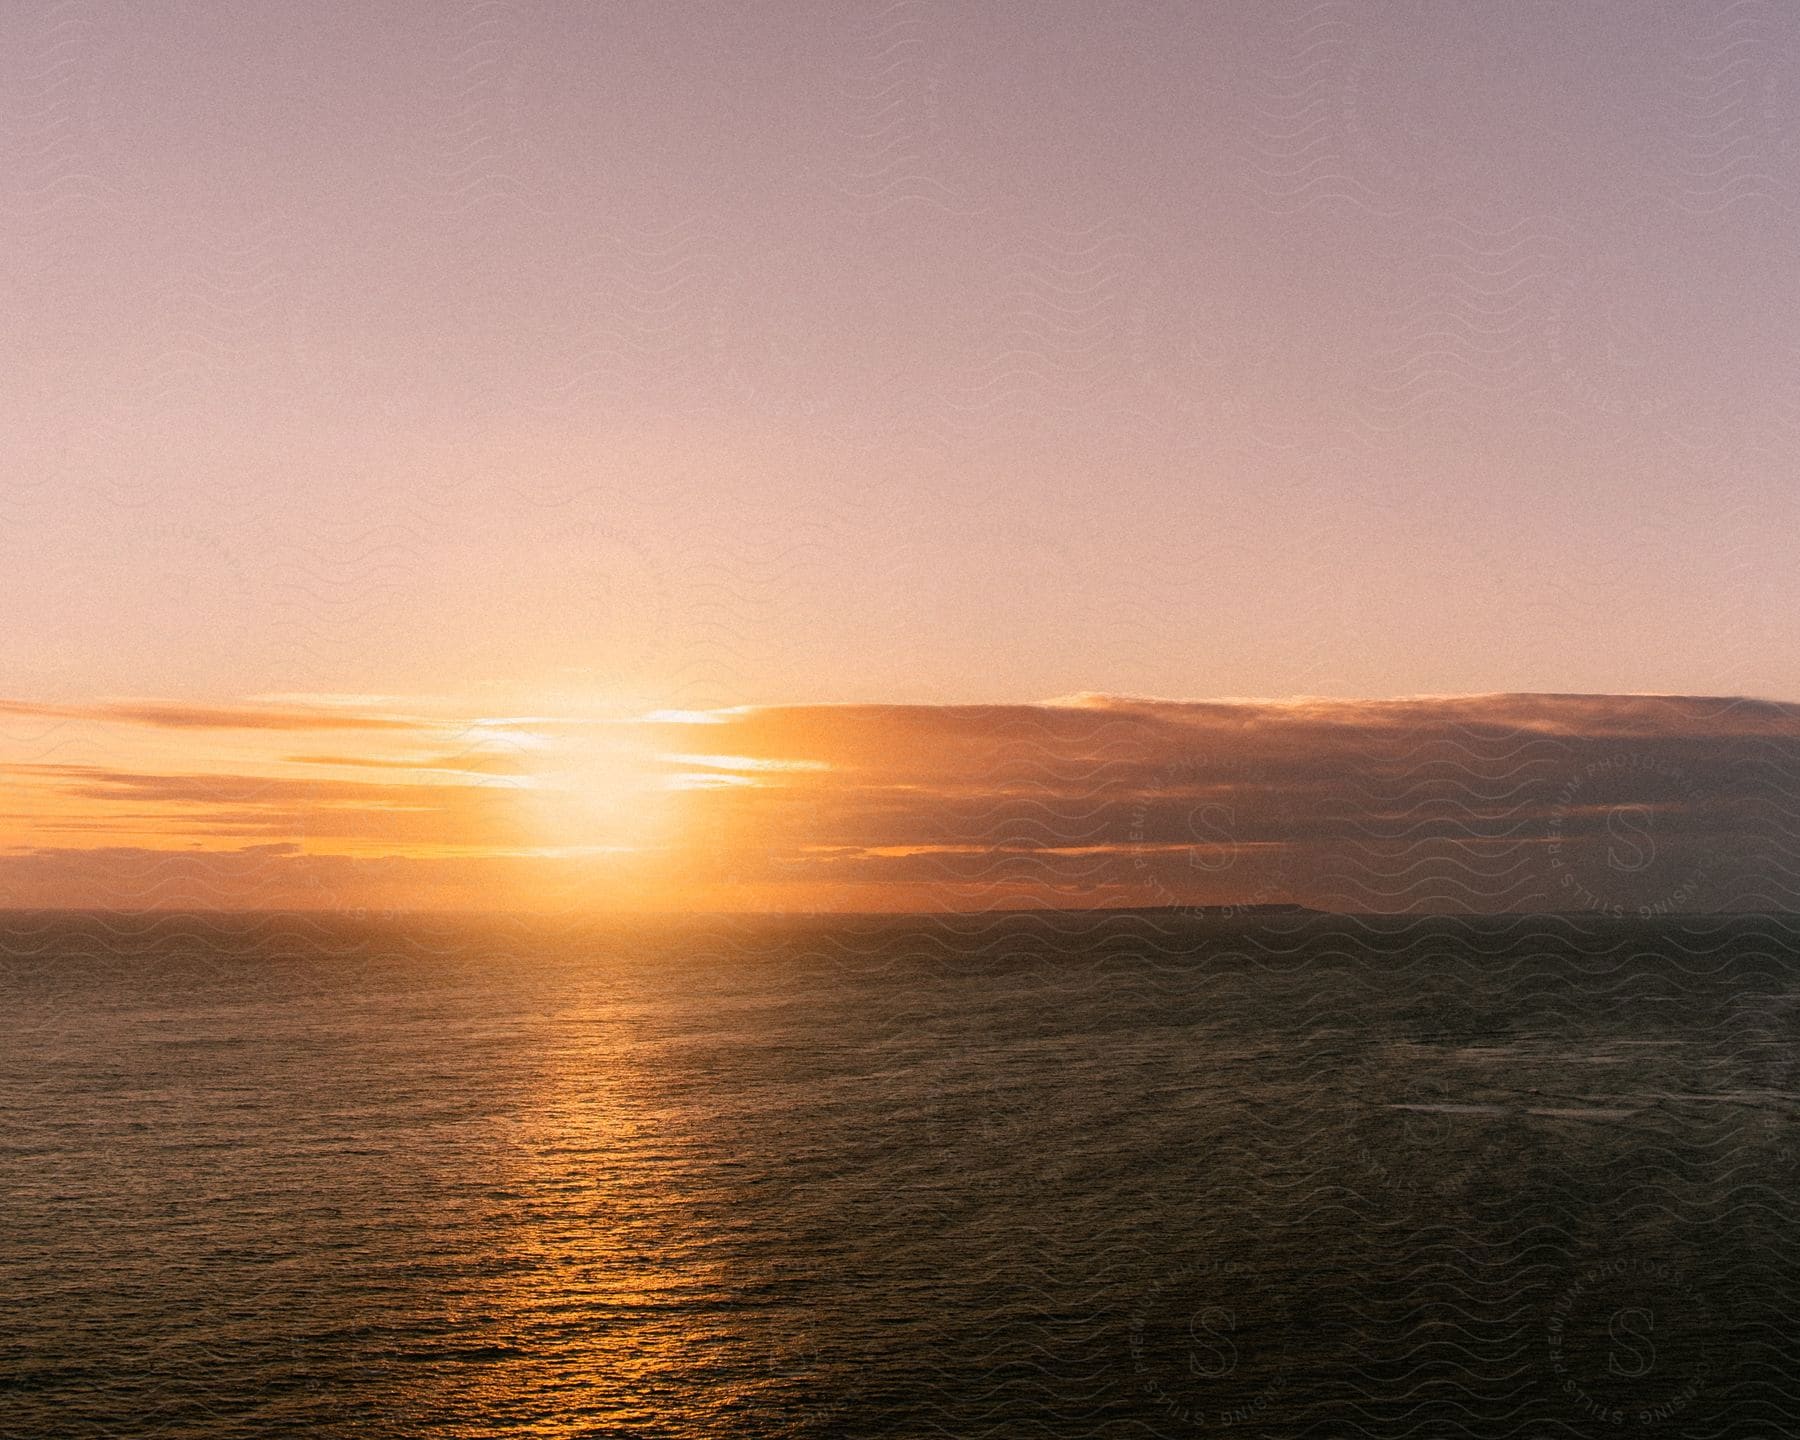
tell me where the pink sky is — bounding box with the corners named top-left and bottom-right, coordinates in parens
top-left (7, 2), bottom-right (1799, 712)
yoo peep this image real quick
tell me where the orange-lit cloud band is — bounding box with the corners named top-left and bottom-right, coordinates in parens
top-left (2, 694), bottom-right (1796, 914)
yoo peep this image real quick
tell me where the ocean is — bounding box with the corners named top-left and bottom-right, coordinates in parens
top-left (3, 910), bottom-right (1797, 1437)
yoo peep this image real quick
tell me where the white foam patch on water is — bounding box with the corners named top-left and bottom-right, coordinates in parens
top-left (1384, 1101), bottom-right (1647, 1122)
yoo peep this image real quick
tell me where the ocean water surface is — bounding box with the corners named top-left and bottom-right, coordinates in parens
top-left (3, 911), bottom-right (1798, 1437)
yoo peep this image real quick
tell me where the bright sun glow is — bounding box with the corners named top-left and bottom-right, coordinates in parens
top-left (523, 731), bottom-right (662, 851)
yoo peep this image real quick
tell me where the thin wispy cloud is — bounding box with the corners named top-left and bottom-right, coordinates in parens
top-left (0, 699), bottom-right (430, 733)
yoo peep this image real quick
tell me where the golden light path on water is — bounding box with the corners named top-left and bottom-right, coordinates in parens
top-left (379, 943), bottom-right (833, 1434)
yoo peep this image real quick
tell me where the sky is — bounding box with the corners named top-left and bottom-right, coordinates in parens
top-left (5, 2), bottom-right (1799, 910)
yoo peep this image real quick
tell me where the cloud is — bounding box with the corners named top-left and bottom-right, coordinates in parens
top-left (0, 699), bottom-right (428, 732)
top-left (651, 694), bottom-right (1800, 913)
top-left (3, 693), bottom-right (1798, 913)
top-left (285, 752), bottom-right (530, 775)
top-left (0, 844), bottom-right (563, 913)
top-left (1, 762), bottom-right (527, 850)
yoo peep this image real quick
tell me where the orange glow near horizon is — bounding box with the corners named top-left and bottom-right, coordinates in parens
top-left (2, 690), bottom-right (1796, 915)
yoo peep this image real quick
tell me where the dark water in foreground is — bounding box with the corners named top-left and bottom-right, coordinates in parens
top-left (4, 911), bottom-right (1800, 1438)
